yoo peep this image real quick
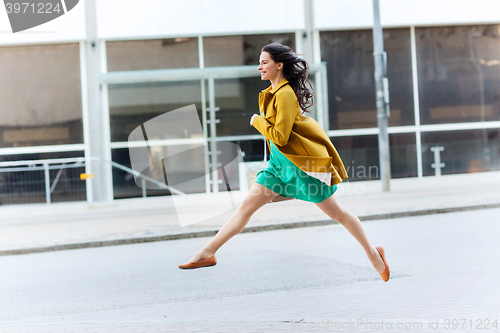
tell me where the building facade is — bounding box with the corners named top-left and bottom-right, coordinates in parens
top-left (0, 0), bottom-right (499, 204)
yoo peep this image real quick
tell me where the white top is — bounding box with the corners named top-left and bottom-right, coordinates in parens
top-left (304, 171), bottom-right (331, 186)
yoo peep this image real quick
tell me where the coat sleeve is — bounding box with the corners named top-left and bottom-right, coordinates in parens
top-left (252, 89), bottom-right (298, 146)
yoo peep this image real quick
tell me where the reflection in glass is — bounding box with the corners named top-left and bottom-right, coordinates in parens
top-left (114, 140), bottom-right (243, 199)
top-left (204, 33), bottom-right (295, 67)
top-left (109, 80), bottom-right (205, 198)
top-left (417, 25), bottom-right (500, 124)
top-left (127, 104), bottom-right (206, 191)
top-left (232, 139), bottom-right (265, 163)
top-left (330, 135), bottom-right (380, 181)
top-left (213, 75), bottom-right (317, 138)
top-left (108, 81), bottom-right (203, 142)
top-left (112, 148), bottom-right (155, 199)
top-left (0, 43), bottom-right (83, 148)
top-left (118, 144), bottom-right (207, 198)
top-left (213, 77), bottom-right (268, 137)
top-left (0, 151), bottom-right (86, 205)
top-left (320, 28), bottom-right (414, 130)
top-left (330, 133), bottom-right (417, 181)
top-left (106, 38), bottom-right (199, 71)
top-left (389, 133), bottom-right (418, 178)
top-left (422, 129), bottom-right (500, 176)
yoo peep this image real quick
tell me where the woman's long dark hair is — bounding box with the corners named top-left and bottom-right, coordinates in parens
top-left (262, 43), bottom-right (315, 112)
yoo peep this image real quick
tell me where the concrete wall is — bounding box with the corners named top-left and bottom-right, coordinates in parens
top-left (1, 0), bottom-right (498, 46)
top-left (314, 0), bottom-right (500, 30)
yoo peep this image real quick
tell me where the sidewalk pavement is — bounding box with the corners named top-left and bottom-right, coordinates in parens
top-left (0, 171), bottom-right (499, 256)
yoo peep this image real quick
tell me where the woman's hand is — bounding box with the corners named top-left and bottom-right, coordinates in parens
top-left (250, 114), bottom-right (259, 126)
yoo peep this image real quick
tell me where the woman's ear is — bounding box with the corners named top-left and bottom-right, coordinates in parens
top-left (277, 62), bottom-right (284, 71)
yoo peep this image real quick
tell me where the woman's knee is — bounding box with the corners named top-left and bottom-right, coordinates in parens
top-left (318, 197), bottom-right (349, 222)
top-left (331, 207), bottom-right (351, 222)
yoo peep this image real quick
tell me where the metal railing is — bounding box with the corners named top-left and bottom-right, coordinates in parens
top-left (105, 160), bottom-right (185, 197)
top-left (0, 157), bottom-right (185, 205)
top-left (8, 142), bottom-right (493, 205)
top-left (0, 157), bottom-right (88, 205)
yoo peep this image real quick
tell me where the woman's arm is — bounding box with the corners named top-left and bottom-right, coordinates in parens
top-left (252, 89), bottom-right (299, 146)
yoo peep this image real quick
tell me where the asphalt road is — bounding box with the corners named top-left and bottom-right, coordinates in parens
top-left (0, 208), bottom-right (499, 332)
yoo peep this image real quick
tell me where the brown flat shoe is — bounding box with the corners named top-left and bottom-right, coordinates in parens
top-left (178, 255), bottom-right (217, 270)
top-left (374, 245), bottom-right (390, 282)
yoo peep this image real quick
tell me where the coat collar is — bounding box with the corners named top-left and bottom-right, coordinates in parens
top-left (261, 78), bottom-right (289, 95)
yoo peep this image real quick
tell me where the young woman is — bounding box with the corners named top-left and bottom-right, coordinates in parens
top-left (178, 43), bottom-right (390, 282)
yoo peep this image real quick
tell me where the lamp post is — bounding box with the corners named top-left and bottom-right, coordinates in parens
top-left (372, 0), bottom-right (391, 191)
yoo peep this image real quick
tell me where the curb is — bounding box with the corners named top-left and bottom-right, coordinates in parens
top-left (1, 202), bottom-right (499, 257)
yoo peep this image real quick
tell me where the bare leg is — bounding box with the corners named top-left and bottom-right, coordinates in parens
top-left (188, 183), bottom-right (278, 262)
top-left (315, 195), bottom-right (386, 274)
top-left (269, 195), bottom-right (295, 203)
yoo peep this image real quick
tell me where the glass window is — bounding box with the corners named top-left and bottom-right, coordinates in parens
top-left (114, 139), bottom-right (248, 199)
top-left (203, 33), bottom-right (295, 67)
top-left (330, 135), bottom-right (380, 181)
top-left (112, 147), bottom-right (177, 199)
top-left (108, 80), bottom-right (205, 198)
top-left (389, 133), bottom-right (418, 178)
top-left (106, 37), bottom-right (199, 71)
top-left (210, 64), bottom-right (317, 139)
top-left (112, 147), bottom-right (140, 199)
top-left (234, 139), bottom-right (265, 163)
top-left (0, 151), bottom-right (86, 205)
top-left (108, 80), bottom-right (203, 143)
top-left (212, 77), bottom-right (267, 137)
top-left (320, 28), bottom-right (414, 130)
top-left (421, 129), bottom-right (500, 176)
top-left (416, 25), bottom-right (500, 124)
top-left (330, 133), bottom-right (417, 181)
top-left (0, 43), bottom-right (83, 148)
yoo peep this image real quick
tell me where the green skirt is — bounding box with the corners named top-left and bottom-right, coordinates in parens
top-left (254, 140), bottom-right (338, 203)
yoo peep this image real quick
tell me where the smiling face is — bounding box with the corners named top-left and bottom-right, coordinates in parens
top-left (258, 51), bottom-right (282, 81)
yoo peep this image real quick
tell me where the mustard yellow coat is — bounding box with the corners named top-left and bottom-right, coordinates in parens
top-left (252, 78), bottom-right (348, 186)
